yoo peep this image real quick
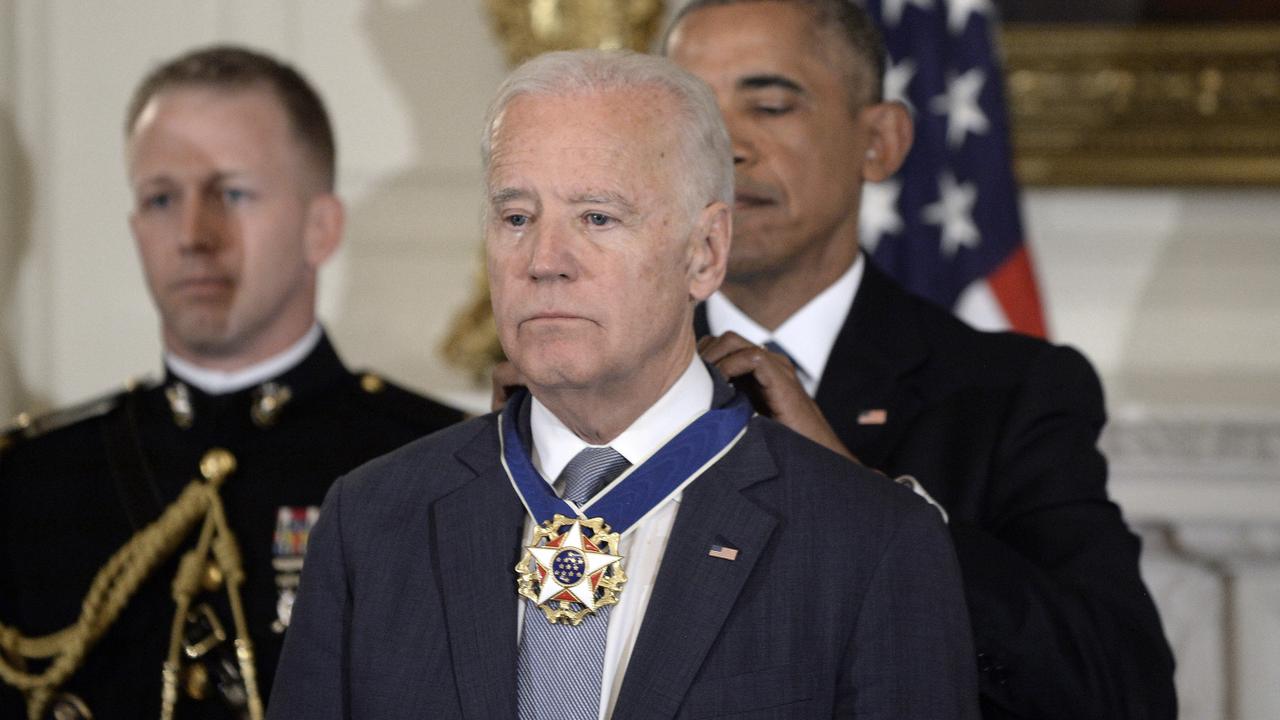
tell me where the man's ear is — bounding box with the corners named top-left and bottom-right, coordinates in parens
top-left (860, 101), bottom-right (914, 182)
top-left (687, 200), bottom-right (731, 303)
top-left (304, 193), bottom-right (345, 267)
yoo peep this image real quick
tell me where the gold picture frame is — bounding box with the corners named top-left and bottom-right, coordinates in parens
top-left (1002, 24), bottom-right (1280, 186)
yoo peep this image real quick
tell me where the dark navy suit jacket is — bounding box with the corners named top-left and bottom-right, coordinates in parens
top-left (699, 260), bottom-right (1176, 719)
top-left (269, 381), bottom-right (980, 719)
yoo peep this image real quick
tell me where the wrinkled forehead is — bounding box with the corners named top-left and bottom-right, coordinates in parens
top-left (490, 86), bottom-right (677, 149)
top-left (485, 89), bottom-right (683, 190)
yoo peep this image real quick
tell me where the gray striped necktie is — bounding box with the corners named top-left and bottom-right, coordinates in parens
top-left (517, 446), bottom-right (630, 720)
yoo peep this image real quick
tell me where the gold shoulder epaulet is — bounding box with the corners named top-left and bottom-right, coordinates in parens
top-left (3, 376), bottom-right (158, 444)
top-left (359, 372), bottom-right (386, 394)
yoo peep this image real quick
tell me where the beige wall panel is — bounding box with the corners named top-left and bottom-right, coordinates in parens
top-left (1025, 188), bottom-right (1280, 410)
top-left (281, 1), bottom-right (508, 408)
top-left (0, 0), bottom-right (22, 416)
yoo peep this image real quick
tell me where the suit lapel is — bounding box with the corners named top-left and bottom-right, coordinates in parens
top-left (434, 421), bottom-right (525, 719)
top-left (612, 428), bottom-right (779, 720)
top-left (694, 263), bottom-right (932, 470)
top-left (817, 260), bottom-right (930, 469)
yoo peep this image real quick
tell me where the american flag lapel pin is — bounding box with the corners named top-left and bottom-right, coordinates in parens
top-left (857, 409), bottom-right (888, 425)
top-left (708, 544), bottom-right (738, 561)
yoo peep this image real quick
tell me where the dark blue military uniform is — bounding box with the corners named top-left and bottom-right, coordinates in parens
top-left (0, 334), bottom-right (463, 718)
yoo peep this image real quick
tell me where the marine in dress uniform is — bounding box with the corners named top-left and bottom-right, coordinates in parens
top-left (0, 329), bottom-right (461, 718)
top-left (1, 44), bottom-right (466, 719)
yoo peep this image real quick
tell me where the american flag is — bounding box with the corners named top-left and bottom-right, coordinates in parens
top-left (708, 544), bottom-right (739, 561)
top-left (860, 0), bottom-right (1047, 337)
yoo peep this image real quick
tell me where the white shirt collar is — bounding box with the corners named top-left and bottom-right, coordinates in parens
top-left (705, 254), bottom-right (863, 396)
top-left (529, 355), bottom-right (714, 486)
top-left (164, 324), bottom-right (323, 396)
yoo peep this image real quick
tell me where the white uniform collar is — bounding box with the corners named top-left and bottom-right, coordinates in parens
top-left (705, 254), bottom-right (863, 396)
top-left (165, 324), bottom-right (323, 396)
top-left (529, 355), bottom-right (714, 486)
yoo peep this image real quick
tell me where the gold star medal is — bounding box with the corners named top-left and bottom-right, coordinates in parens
top-left (516, 514), bottom-right (625, 625)
top-left (500, 391), bottom-right (755, 627)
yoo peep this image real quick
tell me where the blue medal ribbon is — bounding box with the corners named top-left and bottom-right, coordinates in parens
top-left (500, 389), bottom-right (753, 535)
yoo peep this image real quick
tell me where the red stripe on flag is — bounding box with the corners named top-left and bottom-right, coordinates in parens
top-left (987, 246), bottom-right (1047, 339)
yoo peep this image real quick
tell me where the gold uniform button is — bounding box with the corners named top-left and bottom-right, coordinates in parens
top-left (361, 373), bottom-right (385, 394)
top-left (199, 448), bottom-right (237, 486)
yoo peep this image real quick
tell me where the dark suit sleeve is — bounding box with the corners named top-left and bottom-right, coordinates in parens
top-left (839, 498), bottom-right (981, 720)
top-left (951, 346), bottom-right (1175, 720)
top-left (267, 477), bottom-right (351, 720)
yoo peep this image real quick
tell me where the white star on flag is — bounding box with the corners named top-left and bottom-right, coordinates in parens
top-left (923, 172), bottom-right (980, 256)
top-left (931, 68), bottom-right (989, 148)
top-left (881, 0), bottom-right (933, 28)
top-left (945, 0), bottom-right (994, 36)
top-left (884, 57), bottom-right (917, 113)
top-left (860, 179), bottom-right (903, 253)
top-left (526, 519), bottom-right (621, 610)
top-left (866, 0), bottom-right (1048, 336)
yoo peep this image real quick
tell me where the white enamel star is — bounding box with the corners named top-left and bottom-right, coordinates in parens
top-left (526, 519), bottom-right (622, 610)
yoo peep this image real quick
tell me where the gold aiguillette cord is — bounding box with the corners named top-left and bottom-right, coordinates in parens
top-left (0, 448), bottom-right (262, 720)
top-left (161, 449), bottom-right (263, 720)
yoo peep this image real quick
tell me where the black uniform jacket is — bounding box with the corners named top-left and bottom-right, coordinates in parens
top-left (697, 259), bottom-right (1177, 720)
top-left (0, 334), bottom-right (462, 718)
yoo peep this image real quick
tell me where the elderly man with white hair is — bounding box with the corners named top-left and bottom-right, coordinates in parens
top-left (269, 49), bottom-right (978, 720)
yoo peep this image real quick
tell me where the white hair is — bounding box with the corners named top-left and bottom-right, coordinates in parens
top-left (481, 49), bottom-right (733, 214)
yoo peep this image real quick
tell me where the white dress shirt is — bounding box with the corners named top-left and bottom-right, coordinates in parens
top-left (704, 254), bottom-right (863, 396)
top-left (520, 355), bottom-right (714, 720)
top-left (164, 323), bottom-right (323, 395)
top-left (705, 254), bottom-right (947, 521)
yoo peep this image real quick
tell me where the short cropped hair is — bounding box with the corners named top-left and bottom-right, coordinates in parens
top-left (481, 49), bottom-right (733, 216)
top-left (666, 0), bottom-right (886, 107)
top-left (125, 45), bottom-right (336, 191)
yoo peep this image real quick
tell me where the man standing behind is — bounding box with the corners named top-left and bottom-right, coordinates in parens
top-left (0, 46), bottom-right (461, 719)
top-left (270, 49), bottom-right (977, 719)
top-left (665, 2), bottom-right (1176, 718)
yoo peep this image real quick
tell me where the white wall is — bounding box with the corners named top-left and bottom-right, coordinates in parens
top-left (0, 0), bottom-right (23, 416)
top-left (1028, 188), bottom-right (1280, 412)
